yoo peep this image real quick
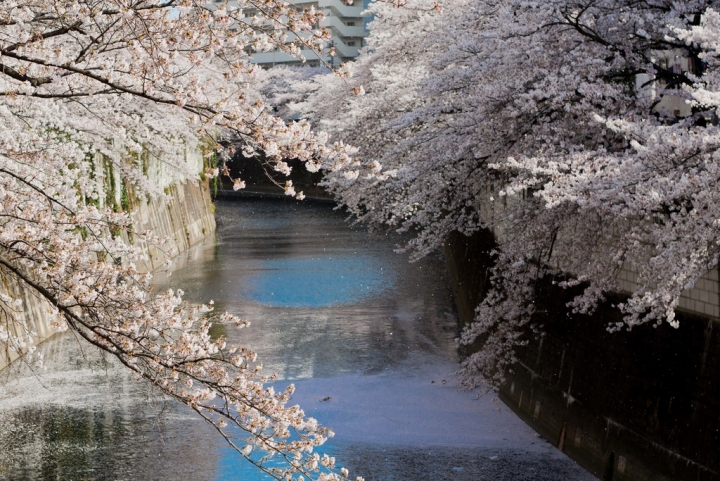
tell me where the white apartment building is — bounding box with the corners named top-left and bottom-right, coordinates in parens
top-left (212, 0), bottom-right (371, 67)
top-left (636, 49), bottom-right (696, 118)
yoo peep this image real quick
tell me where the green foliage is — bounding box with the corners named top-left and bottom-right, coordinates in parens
top-left (199, 136), bottom-right (220, 197)
top-left (121, 182), bottom-right (131, 212)
top-left (109, 223), bottom-right (122, 239)
top-left (72, 226), bottom-right (89, 241)
top-left (104, 159), bottom-right (119, 212)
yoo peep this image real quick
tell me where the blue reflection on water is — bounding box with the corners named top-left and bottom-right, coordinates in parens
top-left (244, 257), bottom-right (391, 308)
top-left (215, 446), bottom-right (281, 481)
top-left (215, 442), bottom-right (339, 481)
top-left (220, 255), bottom-right (389, 478)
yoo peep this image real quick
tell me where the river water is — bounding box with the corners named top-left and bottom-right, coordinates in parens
top-left (0, 198), bottom-right (593, 481)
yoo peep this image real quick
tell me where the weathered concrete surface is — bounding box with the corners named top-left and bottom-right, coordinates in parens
top-left (0, 180), bottom-right (216, 371)
top-left (131, 180), bottom-right (217, 271)
top-left (444, 229), bottom-right (720, 481)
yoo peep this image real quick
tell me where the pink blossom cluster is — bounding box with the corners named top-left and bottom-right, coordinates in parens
top-left (275, 0), bottom-right (720, 388)
top-left (0, 1), bottom-right (364, 480)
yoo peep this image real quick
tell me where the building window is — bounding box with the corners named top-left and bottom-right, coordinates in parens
top-left (346, 21), bottom-right (356, 26)
top-left (347, 41), bottom-right (356, 46)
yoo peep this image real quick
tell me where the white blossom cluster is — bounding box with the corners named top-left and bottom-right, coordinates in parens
top-left (0, 1), bottom-right (363, 479)
top-left (281, 0), bottom-right (720, 388)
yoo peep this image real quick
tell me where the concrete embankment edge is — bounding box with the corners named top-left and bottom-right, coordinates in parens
top-left (0, 180), bottom-right (216, 372)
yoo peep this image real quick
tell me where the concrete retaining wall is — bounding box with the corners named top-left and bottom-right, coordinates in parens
top-left (444, 229), bottom-right (720, 481)
top-left (131, 180), bottom-right (217, 271)
top-left (0, 179), bottom-right (216, 371)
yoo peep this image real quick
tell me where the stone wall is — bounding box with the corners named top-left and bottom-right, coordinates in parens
top-left (445, 229), bottom-right (720, 481)
top-left (0, 179), bottom-right (216, 371)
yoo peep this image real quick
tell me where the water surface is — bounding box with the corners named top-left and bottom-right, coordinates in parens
top-left (0, 198), bottom-right (593, 480)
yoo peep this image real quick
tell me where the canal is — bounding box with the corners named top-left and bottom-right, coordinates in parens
top-left (0, 198), bottom-right (593, 480)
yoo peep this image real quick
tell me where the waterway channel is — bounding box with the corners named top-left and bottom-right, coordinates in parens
top-left (0, 198), bottom-right (594, 480)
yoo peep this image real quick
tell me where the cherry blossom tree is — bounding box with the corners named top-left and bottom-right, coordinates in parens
top-left (302, 0), bottom-right (720, 387)
top-left (0, 1), bottom-right (363, 479)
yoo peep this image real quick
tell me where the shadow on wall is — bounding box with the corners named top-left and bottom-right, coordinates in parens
top-left (444, 229), bottom-right (720, 481)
